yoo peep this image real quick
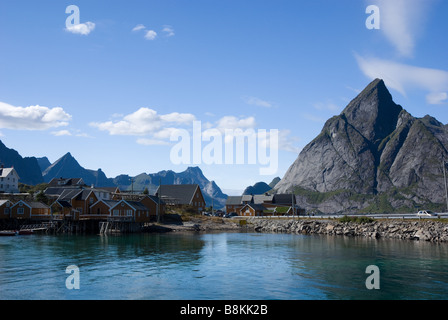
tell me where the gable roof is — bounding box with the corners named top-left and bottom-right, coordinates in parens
top-left (272, 194), bottom-right (296, 205)
top-left (241, 203), bottom-right (266, 211)
top-left (0, 199), bottom-right (12, 206)
top-left (12, 200), bottom-right (49, 209)
top-left (0, 167), bottom-right (19, 179)
top-left (140, 195), bottom-right (165, 205)
top-left (110, 200), bottom-right (149, 212)
top-left (253, 194), bottom-right (273, 204)
top-left (155, 184), bottom-right (201, 205)
top-left (48, 178), bottom-right (84, 187)
top-left (57, 188), bottom-right (83, 201)
top-left (90, 199), bottom-right (119, 208)
top-left (226, 196), bottom-right (243, 205)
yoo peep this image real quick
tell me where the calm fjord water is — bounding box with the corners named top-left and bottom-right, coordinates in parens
top-left (0, 232), bottom-right (447, 300)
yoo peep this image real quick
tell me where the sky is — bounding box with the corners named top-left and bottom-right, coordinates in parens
top-left (0, 0), bottom-right (447, 195)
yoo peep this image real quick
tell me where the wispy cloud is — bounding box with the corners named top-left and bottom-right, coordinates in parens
top-left (132, 24), bottom-right (146, 32)
top-left (372, 0), bottom-right (434, 57)
top-left (133, 24), bottom-right (172, 40)
top-left (355, 54), bottom-right (448, 104)
top-left (51, 130), bottom-right (72, 136)
top-left (243, 96), bottom-right (274, 108)
top-left (65, 22), bottom-right (96, 35)
top-left (0, 102), bottom-right (71, 130)
top-left (162, 25), bottom-right (175, 37)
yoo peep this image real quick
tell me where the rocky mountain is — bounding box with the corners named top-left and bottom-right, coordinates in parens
top-left (243, 182), bottom-right (271, 195)
top-left (114, 166), bottom-right (228, 209)
top-left (0, 140), bottom-right (43, 185)
top-left (36, 157), bottom-right (51, 173)
top-left (275, 78), bottom-right (448, 214)
top-left (42, 152), bottom-right (115, 187)
top-left (243, 177), bottom-right (281, 195)
top-left (268, 177), bottom-right (281, 189)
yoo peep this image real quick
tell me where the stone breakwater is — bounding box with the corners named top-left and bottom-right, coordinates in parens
top-left (247, 218), bottom-right (448, 243)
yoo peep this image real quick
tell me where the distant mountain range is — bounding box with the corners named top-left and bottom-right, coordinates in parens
top-left (0, 142), bottom-right (228, 209)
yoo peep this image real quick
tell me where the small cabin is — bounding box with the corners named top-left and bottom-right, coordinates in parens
top-left (11, 200), bottom-right (50, 219)
top-left (0, 200), bottom-right (13, 219)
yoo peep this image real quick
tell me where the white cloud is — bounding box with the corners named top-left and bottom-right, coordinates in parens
top-left (0, 102), bottom-right (72, 130)
top-left (144, 30), bottom-right (157, 40)
top-left (426, 92), bottom-right (448, 105)
top-left (243, 96), bottom-right (274, 108)
top-left (373, 0), bottom-right (433, 57)
top-left (355, 54), bottom-right (448, 104)
top-left (136, 138), bottom-right (169, 146)
top-left (162, 25), bottom-right (175, 37)
top-left (90, 107), bottom-right (196, 136)
top-left (132, 24), bottom-right (146, 32)
top-left (52, 130), bottom-right (72, 136)
top-left (65, 22), bottom-right (96, 35)
top-left (216, 116), bottom-right (257, 131)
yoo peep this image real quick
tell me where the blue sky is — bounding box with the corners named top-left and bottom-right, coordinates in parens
top-left (0, 0), bottom-right (447, 195)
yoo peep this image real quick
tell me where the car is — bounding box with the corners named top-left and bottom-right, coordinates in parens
top-left (417, 210), bottom-right (438, 217)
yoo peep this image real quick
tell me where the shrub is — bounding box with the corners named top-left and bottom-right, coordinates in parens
top-left (339, 215), bottom-right (374, 224)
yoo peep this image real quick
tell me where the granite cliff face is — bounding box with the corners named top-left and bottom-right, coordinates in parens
top-left (276, 79), bottom-right (448, 213)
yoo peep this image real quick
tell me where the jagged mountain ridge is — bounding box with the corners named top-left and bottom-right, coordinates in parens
top-left (0, 140), bottom-right (43, 185)
top-left (113, 167), bottom-right (227, 209)
top-left (276, 78), bottom-right (448, 213)
top-left (42, 152), bottom-right (114, 188)
top-left (43, 153), bottom-right (227, 209)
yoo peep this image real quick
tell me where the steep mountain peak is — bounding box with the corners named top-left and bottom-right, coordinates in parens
top-left (341, 78), bottom-right (403, 145)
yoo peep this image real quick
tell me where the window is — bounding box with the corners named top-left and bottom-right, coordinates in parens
top-left (89, 197), bottom-right (94, 204)
top-left (17, 208), bottom-right (24, 215)
top-left (126, 210), bottom-right (133, 216)
top-left (113, 209), bottom-right (119, 216)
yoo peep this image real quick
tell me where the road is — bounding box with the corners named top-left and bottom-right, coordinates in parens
top-left (305, 213), bottom-right (448, 219)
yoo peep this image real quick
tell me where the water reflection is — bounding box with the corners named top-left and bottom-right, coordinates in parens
top-left (0, 232), bottom-right (447, 300)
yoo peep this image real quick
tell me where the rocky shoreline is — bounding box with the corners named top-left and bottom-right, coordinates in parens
top-left (246, 218), bottom-right (448, 243)
top-left (144, 215), bottom-right (448, 243)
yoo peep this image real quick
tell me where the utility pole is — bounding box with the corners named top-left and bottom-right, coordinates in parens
top-left (443, 158), bottom-right (448, 213)
top-left (157, 178), bottom-right (161, 223)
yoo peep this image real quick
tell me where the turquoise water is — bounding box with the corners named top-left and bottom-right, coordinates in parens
top-left (0, 232), bottom-right (447, 300)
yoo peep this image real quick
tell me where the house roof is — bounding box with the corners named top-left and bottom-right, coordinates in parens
top-left (0, 167), bottom-right (19, 179)
top-left (57, 188), bottom-right (83, 201)
top-left (226, 196), bottom-right (242, 205)
top-left (56, 200), bottom-right (72, 208)
top-left (155, 184), bottom-right (201, 205)
top-left (110, 200), bottom-right (149, 211)
top-left (272, 194), bottom-right (296, 205)
top-left (241, 195), bottom-right (253, 203)
top-left (241, 203), bottom-right (266, 211)
top-left (253, 194), bottom-right (273, 204)
top-left (0, 199), bottom-right (12, 206)
top-left (48, 178), bottom-right (84, 187)
top-left (90, 199), bottom-right (119, 208)
top-left (142, 195), bottom-right (165, 205)
top-left (13, 200), bottom-right (49, 209)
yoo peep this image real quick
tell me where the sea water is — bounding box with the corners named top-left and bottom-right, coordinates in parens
top-left (0, 232), bottom-right (447, 300)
